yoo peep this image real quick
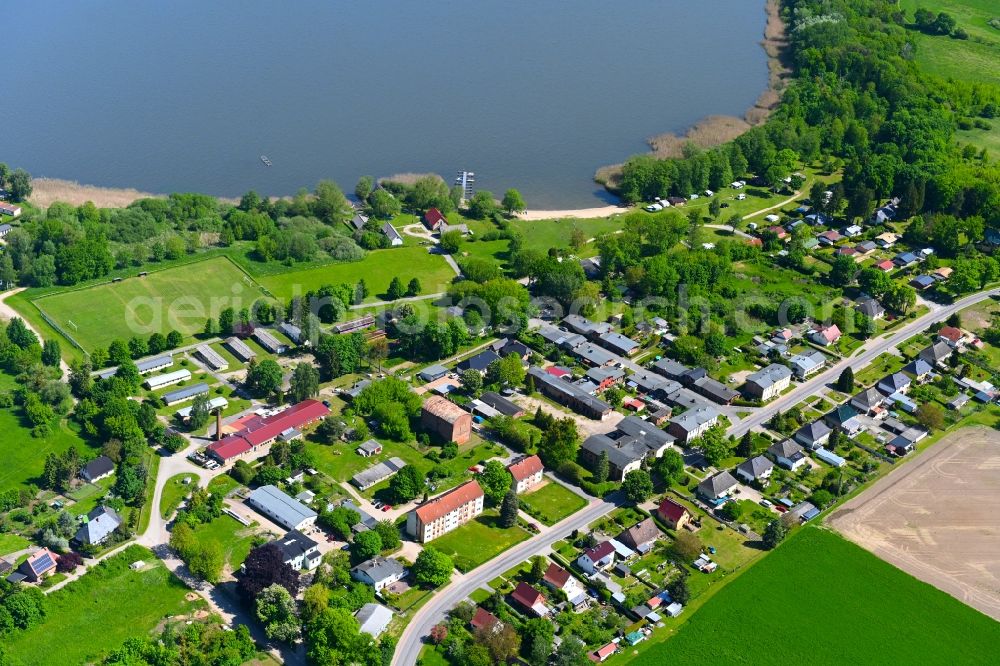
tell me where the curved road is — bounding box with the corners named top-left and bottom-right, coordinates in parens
top-left (392, 286), bottom-right (1000, 665)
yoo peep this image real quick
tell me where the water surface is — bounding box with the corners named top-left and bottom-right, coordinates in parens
top-left (4, 0), bottom-right (768, 207)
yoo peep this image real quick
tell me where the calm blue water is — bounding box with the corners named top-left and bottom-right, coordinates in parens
top-left (4, 1), bottom-right (767, 208)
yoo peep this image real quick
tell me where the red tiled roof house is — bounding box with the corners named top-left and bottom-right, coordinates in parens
top-left (508, 455), bottom-right (543, 493)
top-left (406, 480), bottom-right (484, 543)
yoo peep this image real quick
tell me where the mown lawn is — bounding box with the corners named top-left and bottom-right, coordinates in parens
top-left (191, 513), bottom-right (262, 571)
top-left (257, 245), bottom-right (456, 302)
top-left (428, 512), bottom-right (530, 572)
top-left (626, 527), bottom-right (1000, 665)
top-left (0, 409), bottom-right (97, 494)
top-left (519, 481), bottom-right (587, 526)
top-left (30, 256), bottom-right (268, 352)
top-left (0, 532), bottom-right (30, 557)
top-left (5, 546), bottom-right (201, 665)
top-left (159, 473), bottom-right (197, 519)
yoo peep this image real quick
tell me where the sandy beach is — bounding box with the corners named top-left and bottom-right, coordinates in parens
top-left (518, 205), bottom-right (626, 221)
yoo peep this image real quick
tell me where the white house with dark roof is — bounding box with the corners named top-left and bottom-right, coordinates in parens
top-left (80, 456), bottom-right (115, 483)
top-left (735, 455), bottom-right (774, 483)
top-left (697, 470), bottom-right (739, 501)
top-left (794, 420), bottom-right (831, 450)
top-left (789, 351), bottom-right (827, 379)
top-left (351, 557), bottom-right (407, 592)
top-left (768, 439), bottom-right (808, 470)
top-left (742, 364), bottom-right (792, 401)
top-left (271, 530), bottom-right (322, 570)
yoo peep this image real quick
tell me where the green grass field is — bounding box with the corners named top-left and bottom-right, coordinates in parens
top-left (191, 513), bottom-right (261, 570)
top-left (518, 481), bottom-right (588, 526)
top-left (900, 0), bottom-right (1000, 85)
top-left (628, 527), bottom-right (1000, 665)
top-left (159, 473), bottom-right (196, 519)
top-left (5, 545), bottom-right (202, 665)
top-left (257, 245), bottom-right (457, 302)
top-left (428, 512), bottom-right (530, 572)
top-left (30, 256), bottom-right (268, 352)
top-left (0, 409), bottom-right (96, 493)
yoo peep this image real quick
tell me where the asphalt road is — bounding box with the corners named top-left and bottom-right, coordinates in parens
top-left (392, 493), bottom-right (622, 666)
top-left (392, 286), bottom-right (1000, 665)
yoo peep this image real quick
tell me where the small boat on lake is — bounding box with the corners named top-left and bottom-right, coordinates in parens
top-left (260, 155), bottom-right (272, 166)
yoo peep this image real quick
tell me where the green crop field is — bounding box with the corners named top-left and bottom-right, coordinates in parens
top-left (519, 481), bottom-right (588, 525)
top-left (628, 527), bottom-right (1000, 665)
top-left (0, 408), bottom-right (96, 494)
top-left (257, 245), bottom-right (457, 302)
top-left (30, 256), bottom-right (268, 352)
top-left (4, 546), bottom-right (202, 664)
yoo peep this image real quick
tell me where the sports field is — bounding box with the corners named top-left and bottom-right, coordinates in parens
top-left (628, 527), bottom-right (1000, 665)
top-left (257, 245), bottom-right (457, 301)
top-left (31, 257), bottom-right (268, 352)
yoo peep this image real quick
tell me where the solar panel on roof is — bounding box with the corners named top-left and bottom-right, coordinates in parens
top-left (32, 552), bottom-right (54, 571)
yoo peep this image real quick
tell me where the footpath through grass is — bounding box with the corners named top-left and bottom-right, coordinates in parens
top-left (5, 545), bottom-right (201, 664)
top-left (627, 527), bottom-right (1000, 665)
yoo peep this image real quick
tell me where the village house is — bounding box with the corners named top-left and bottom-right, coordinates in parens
top-left (581, 417), bottom-right (676, 480)
top-left (810, 324), bottom-right (842, 347)
top-left (563, 314), bottom-right (612, 337)
top-left (795, 420), bottom-right (833, 450)
top-left (768, 439), bottom-right (808, 470)
top-left (421, 396), bottom-right (472, 444)
top-left (470, 607), bottom-right (503, 634)
top-left (825, 404), bottom-right (863, 437)
top-left (511, 582), bottom-right (550, 617)
top-left (851, 388), bottom-right (885, 414)
top-left (406, 480), bottom-right (484, 543)
top-left (456, 349), bottom-right (501, 374)
top-left (423, 207), bottom-right (447, 230)
top-left (272, 530), bottom-right (322, 571)
top-left (351, 556), bottom-right (407, 591)
top-left (18, 548), bottom-right (56, 582)
top-left (742, 364), bottom-right (792, 402)
top-left (877, 372), bottom-right (911, 396)
top-left (73, 506), bottom-right (122, 546)
top-left (697, 470), bottom-right (739, 502)
top-left (856, 297), bottom-right (885, 320)
top-left (542, 562), bottom-right (583, 598)
top-left (735, 455), bottom-right (774, 484)
top-left (667, 406), bottom-right (720, 444)
top-left (80, 455), bottom-right (115, 483)
top-left (903, 358), bottom-right (933, 381)
top-left (571, 343), bottom-right (619, 367)
top-left (617, 518), bottom-right (661, 554)
top-left (508, 455), bottom-right (544, 493)
top-left (919, 341), bottom-right (953, 366)
top-left (577, 541), bottom-right (616, 575)
top-left (937, 326), bottom-right (965, 348)
top-left (657, 497), bottom-right (693, 530)
top-left (875, 232), bottom-right (899, 248)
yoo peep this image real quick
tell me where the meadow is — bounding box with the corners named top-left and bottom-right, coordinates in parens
top-left (5, 546), bottom-right (202, 665)
top-left (628, 527), bottom-right (1000, 665)
top-left (31, 256), bottom-right (268, 352)
top-left (256, 245), bottom-right (457, 302)
top-left (518, 481), bottom-right (588, 525)
top-left (428, 512), bottom-right (531, 572)
top-left (0, 409), bottom-right (95, 493)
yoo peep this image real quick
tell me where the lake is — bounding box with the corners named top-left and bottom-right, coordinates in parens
top-left (4, 0), bottom-right (768, 208)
